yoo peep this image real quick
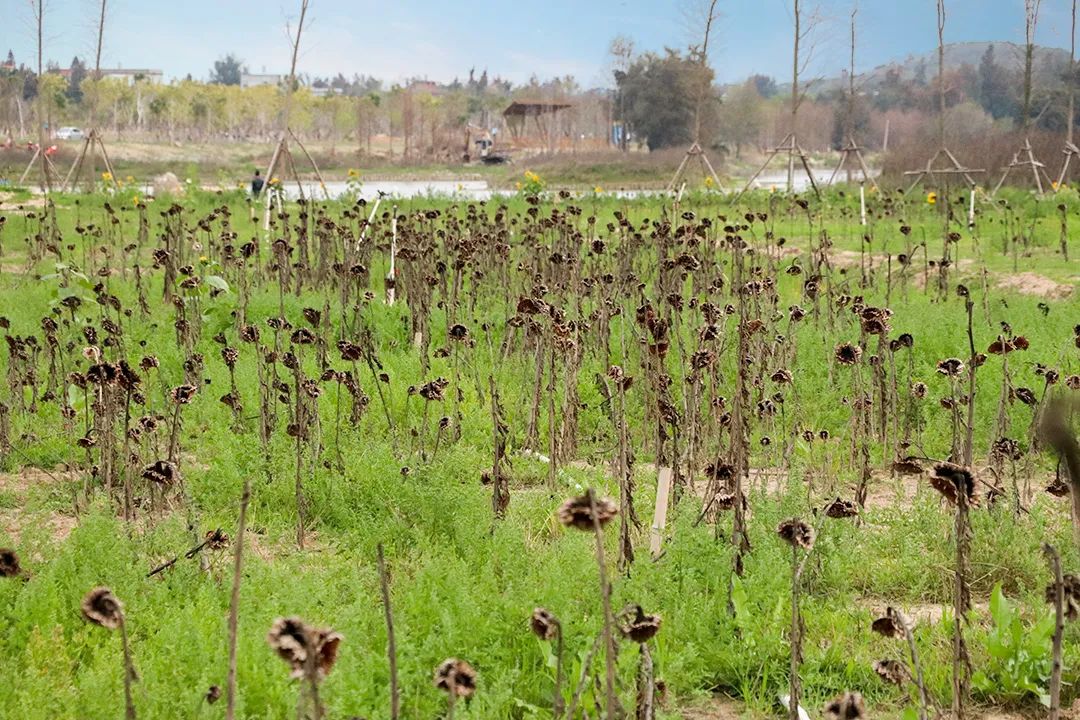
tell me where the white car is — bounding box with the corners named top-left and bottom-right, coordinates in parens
top-left (55, 127), bottom-right (85, 140)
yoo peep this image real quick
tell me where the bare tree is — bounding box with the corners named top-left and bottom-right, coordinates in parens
top-left (1021, 0), bottom-right (1042, 134)
top-left (681, 0), bottom-right (721, 144)
top-left (33, 0), bottom-right (51, 191)
top-left (608, 35), bottom-right (635, 152)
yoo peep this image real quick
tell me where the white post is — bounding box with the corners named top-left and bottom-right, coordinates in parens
top-left (859, 183), bottom-right (867, 226)
top-left (386, 205), bottom-right (397, 306)
top-left (968, 186), bottom-right (976, 230)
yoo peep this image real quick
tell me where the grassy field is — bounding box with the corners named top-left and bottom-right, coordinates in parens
top-left (0, 140), bottom-right (832, 191)
top-left (0, 181), bottom-right (1078, 720)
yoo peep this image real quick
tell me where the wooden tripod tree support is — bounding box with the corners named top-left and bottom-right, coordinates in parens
top-left (903, 147), bottom-right (984, 195)
top-left (993, 137), bottom-right (1052, 195)
top-left (18, 145), bottom-right (59, 190)
top-left (62, 129), bottom-right (120, 192)
top-left (1056, 141), bottom-right (1080, 189)
top-left (666, 142), bottom-right (724, 193)
top-left (261, 128), bottom-right (332, 230)
top-left (734, 133), bottom-right (820, 202)
top-left (826, 137), bottom-right (879, 191)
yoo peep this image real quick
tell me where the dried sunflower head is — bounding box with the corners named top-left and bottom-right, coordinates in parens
top-left (434, 658), bottom-right (477, 697)
top-left (776, 518), bottom-right (815, 550)
top-left (891, 455), bottom-right (923, 475)
top-left (557, 494), bottom-right (618, 531)
top-left (871, 607), bottom-right (905, 639)
top-left (81, 587), bottom-right (124, 629)
top-left (1047, 574), bottom-right (1080, 621)
top-left (823, 691), bottom-right (866, 719)
top-left (619, 605), bottom-right (662, 643)
top-left (835, 343), bottom-right (862, 366)
top-left (266, 617), bottom-right (343, 679)
top-left (530, 608), bottom-right (560, 641)
top-left (936, 358), bottom-right (965, 377)
top-left (824, 498), bottom-right (859, 519)
top-left (872, 659), bottom-right (908, 686)
top-left (928, 462), bottom-right (978, 506)
top-left (0, 548), bottom-right (21, 577)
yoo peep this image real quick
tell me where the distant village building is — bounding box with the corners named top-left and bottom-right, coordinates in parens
top-left (241, 73), bottom-right (284, 88)
top-left (56, 67), bottom-right (163, 84)
top-left (2, 50), bottom-right (15, 72)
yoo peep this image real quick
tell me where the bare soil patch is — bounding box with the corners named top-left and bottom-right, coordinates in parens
top-left (995, 271), bottom-right (1073, 299)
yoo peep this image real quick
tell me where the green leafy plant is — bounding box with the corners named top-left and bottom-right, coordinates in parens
top-left (972, 583), bottom-right (1055, 707)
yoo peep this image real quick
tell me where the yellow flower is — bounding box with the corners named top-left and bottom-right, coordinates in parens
top-left (132, 196), bottom-right (140, 206)
top-left (126, 175), bottom-right (134, 183)
top-left (270, 177), bottom-right (280, 186)
top-left (594, 186), bottom-right (603, 194)
top-left (1052, 181), bottom-right (1060, 191)
top-left (347, 168), bottom-right (360, 178)
top-left (101, 171), bottom-right (113, 182)
top-left (515, 181), bottom-right (523, 190)
top-left (199, 255), bottom-right (209, 264)
top-left (704, 176), bottom-right (715, 188)
top-left (927, 191), bottom-right (937, 205)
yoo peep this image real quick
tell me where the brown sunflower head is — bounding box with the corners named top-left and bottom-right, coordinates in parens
top-left (530, 607), bottom-right (560, 641)
top-left (835, 343), bottom-right (862, 366)
top-left (872, 659), bottom-right (908, 686)
top-left (824, 498), bottom-right (859, 519)
top-left (205, 529), bottom-right (229, 551)
top-left (141, 460), bottom-right (178, 486)
top-left (0, 548), bottom-right (21, 577)
top-left (434, 658), bottom-right (477, 697)
top-left (871, 607), bottom-right (905, 639)
top-left (267, 616), bottom-right (343, 679)
top-left (170, 384), bottom-right (198, 404)
top-left (1048, 574), bottom-right (1080, 621)
top-left (205, 685), bottom-right (222, 704)
top-left (823, 691), bottom-right (866, 719)
top-left (936, 358), bottom-right (965, 377)
top-left (81, 587), bottom-right (124, 629)
top-left (557, 493), bottom-right (618, 531)
top-left (619, 605), bottom-right (662, 643)
top-left (928, 462), bottom-right (978, 506)
top-left (776, 518), bottom-right (815, 550)
top-left (891, 457), bottom-right (924, 476)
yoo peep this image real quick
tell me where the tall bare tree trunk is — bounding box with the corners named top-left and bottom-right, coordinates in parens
top-left (34, 0), bottom-right (51, 192)
top-left (937, 0), bottom-right (946, 149)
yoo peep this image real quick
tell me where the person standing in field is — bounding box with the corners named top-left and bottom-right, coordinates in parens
top-left (251, 169), bottom-right (265, 198)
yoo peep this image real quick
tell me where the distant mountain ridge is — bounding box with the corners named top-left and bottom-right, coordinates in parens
top-left (766, 41), bottom-right (1072, 97)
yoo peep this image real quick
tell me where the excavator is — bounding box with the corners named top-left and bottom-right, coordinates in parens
top-left (462, 124), bottom-right (510, 165)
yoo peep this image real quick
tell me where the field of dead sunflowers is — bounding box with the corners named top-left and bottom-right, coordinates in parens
top-left (0, 183), bottom-right (1078, 720)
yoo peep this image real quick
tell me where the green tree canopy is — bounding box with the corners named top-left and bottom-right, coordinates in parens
top-left (210, 54), bottom-right (246, 86)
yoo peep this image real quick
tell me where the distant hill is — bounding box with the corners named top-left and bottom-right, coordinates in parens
top-left (764, 41), bottom-right (1071, 98)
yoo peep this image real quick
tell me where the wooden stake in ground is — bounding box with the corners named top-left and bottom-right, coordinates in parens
top-left (225, 477), bottom-right (251, 720)
top-left (377, 544), bottom-right (400, 720)
top-left (1044, 544), bottom-right (1065, 720)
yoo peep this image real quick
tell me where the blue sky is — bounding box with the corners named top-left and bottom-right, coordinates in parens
top-left (4, 1), bottom-right (1075, 87)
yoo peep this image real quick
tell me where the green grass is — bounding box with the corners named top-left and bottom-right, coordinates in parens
top-left (0, 184), bottom-right (1077, 719)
